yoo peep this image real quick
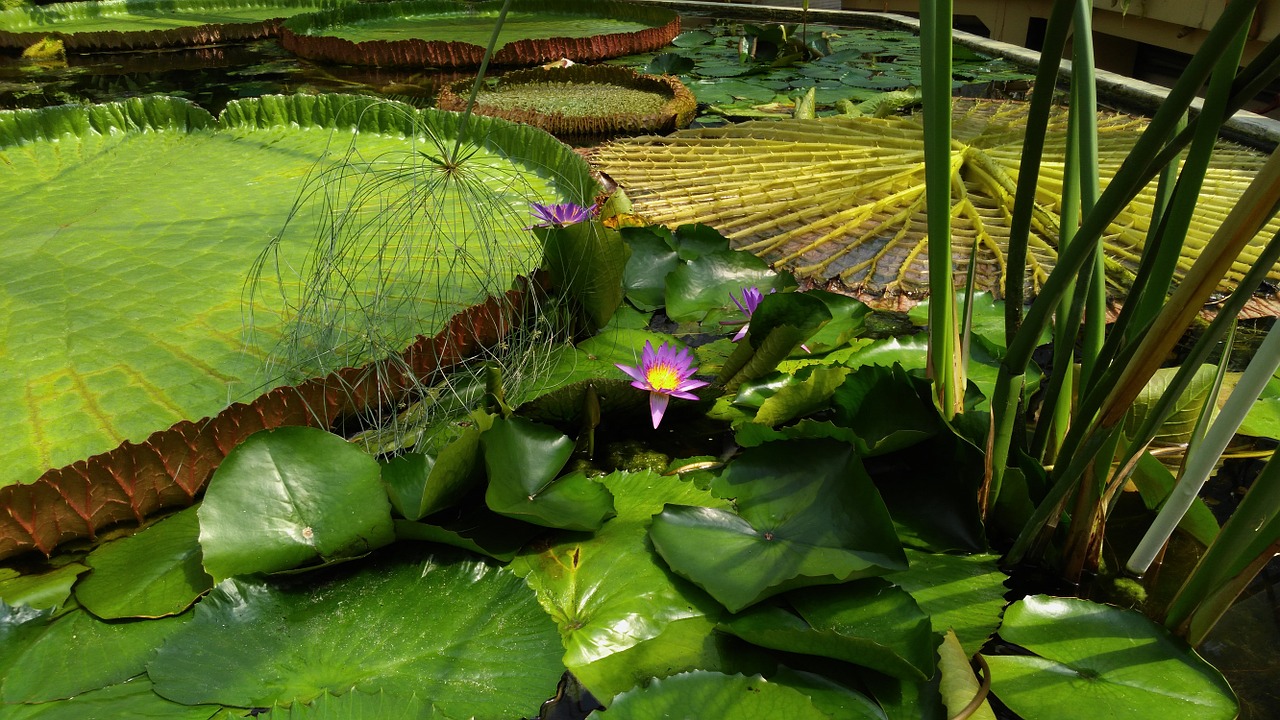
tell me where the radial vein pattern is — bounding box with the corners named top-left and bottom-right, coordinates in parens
top-left (592, 99), bottom-right (1280, 299)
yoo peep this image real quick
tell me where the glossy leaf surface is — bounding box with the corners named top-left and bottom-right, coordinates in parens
top-left (149, 548), bottom-right (563, 717)
top-left (77, 506), bottom-right (213, 619)
top-left (483, 417), bottom-right (614, 530)
top-left (984, 595), bottom-right (1236, 720)
top-left (1, 606), bottom-right (188, 703)
top-left (649, 440), bottom-right (905, 612)
top-left (592, 671), bottom-right (831, 720)
top-left (721, 578), bottom-right (935, 680)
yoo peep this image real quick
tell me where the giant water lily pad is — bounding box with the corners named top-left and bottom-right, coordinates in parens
top-left (0, 0), bottom-right (347, 51)
top-left (148, 547), bottom-right (564, 717)
top-left (438, 65), bottom-right (696, 139)
top-left (0, 94), bottom-right (594, 503)
top-left (984, 595), bottom-right (1237, 720)
top-left (280, 0), bottom-right (680, 68)
top-left (594, 99), bottom-right (1280, 300)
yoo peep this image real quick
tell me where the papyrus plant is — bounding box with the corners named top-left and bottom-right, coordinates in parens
top-left (924, 0), bottom-right (1280, 641)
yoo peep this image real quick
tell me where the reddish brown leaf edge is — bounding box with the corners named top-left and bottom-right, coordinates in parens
top-left (0, 273), bottom-right (547, 561)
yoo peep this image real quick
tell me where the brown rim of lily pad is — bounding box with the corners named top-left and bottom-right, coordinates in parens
top-left (278, 0), bottom-right (680, 68)
top-left (0, 0), bottom-right (345, 52)
top-left (437, 65), bottom-right (697, 139)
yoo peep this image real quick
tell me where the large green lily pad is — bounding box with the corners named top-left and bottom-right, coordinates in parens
top-left (0, 94), bottom-right (595, 490)
top-left (0, 0), bottom-right (347, 51)
top-left (280, 0), bottom-right (680, 68)
top-left (148, 547), bottom-right (564, 718)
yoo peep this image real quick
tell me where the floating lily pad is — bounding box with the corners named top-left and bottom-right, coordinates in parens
top-left (0, 0), bottom-right (346, 51)
top-left (0, 93), bottom-right (596, 558)
top-left (649, 439), bottom-right (905, 612)
top-left (149, 548), bottom-right (564, 717)
top-left (76, 506), bottom-right (213, 619)
top-left (594, 671), bottom-right (831, 720)
top-left (984, 595), bottom-right (1237, 720)
top-left (281, 0), bottom-right (680, 68)
top-left (438, 64), bottom-right (696, 139)
top-left (197, 426), bottom-right (395, 581)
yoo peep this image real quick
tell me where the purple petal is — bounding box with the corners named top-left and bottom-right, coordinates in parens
top-left (677, 378), bottom-right (710, 392)
top-left (732, 324), bottom-right (749, 342)
top-left (616, 362), bottom-right (648, 385)
top-left (641, 341), bottom-right (659, 368)
top-left (649, 392), bottom-right (670, 429)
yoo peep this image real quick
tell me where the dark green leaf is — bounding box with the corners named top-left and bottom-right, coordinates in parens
top-left (262, 690), bottom-right (443, 719)
top-left (831, 364), bottom-right (941, 456)
top-left (0, 677), bottom-right (219, 720)
top-left (149, 548), bottom-right (563, 718)
top-left (2, 607), bottom-right (188, 703)
top-left (592, 671), bottom-right (830, 719)
top-left (76, 506), bottom-right (212, 619)
top-left (622, 229), bottom-right (680, 310)
top-left (381, 424), bottom-right (482, 521)
top-left (646, 53), bottom-right (695, 75)
top-left (649, 440), bottom-right (905, 612)
top-left (198, 427), bottom-right (394, 582)
top-left (482, 417), bottom-right (614, 530)
top-left (540, 222), bottom-right (630, 331)
top-left (721, 578), bottom-right (935, 680)
top-left (672, 30), bottom-right (714, 47)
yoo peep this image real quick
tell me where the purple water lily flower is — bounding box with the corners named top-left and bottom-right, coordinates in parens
top-left (527, 201), bottom-right (597, 229)
top-left (728, 286), bottom-right (771, 341)
top-left (616, 341), bottom-right (709, 428)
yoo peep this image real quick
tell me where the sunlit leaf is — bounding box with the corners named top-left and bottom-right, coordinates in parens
top-left (149, 548), bottom-right (563, 718)
top-left (198, 427), bottom-right (394, 581)
top-left (594, 101), bottom-right (1280, 299)
top-left (984, 595), bottom-right (1237, 720)
top-left (76, 506), bottom-right (213, 619)
top-left (886, 549), bottom-right (1007, 656)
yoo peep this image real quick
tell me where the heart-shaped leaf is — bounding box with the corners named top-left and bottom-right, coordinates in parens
top-left (198, 427), bottom-right (395, 582)
top-left (149, 548), bottom-right (563, 718)
top-left (592, 671), bottom-right (831, 720)
top-left (720, 578), bottom-right (935, 680)
top-left (664, 249), bottom-right (789, 322)
top-left (482, 417), bottom-right (614, 530)
top-left (76, 506), bottom-right (212, 619)
top-left (649, 439), bottom-right (905, 612)
top-left (984, 595), bottom-right (1237, 720)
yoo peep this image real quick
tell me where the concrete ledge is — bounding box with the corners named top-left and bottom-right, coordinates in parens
top-left (633, 0), bottom-right (1280, 150)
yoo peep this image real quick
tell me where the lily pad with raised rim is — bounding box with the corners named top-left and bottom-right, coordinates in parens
top-left (0, 93), bottom-right (594, 502)
top-left (280, 0), bottom-right (680, 68)
top-left (0, 0), bottom-right (349, 51)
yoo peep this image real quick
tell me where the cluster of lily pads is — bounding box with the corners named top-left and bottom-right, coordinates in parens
top-left (0, 198), bottom-right (1239, 719)
top-left (612, 22), bottom-right (1033, 121)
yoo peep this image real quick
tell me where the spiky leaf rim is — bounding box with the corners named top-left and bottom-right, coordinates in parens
top-left (437, 64), bottom-right (697, 139)
top-left (279, 0), bottom-right (680, 68)
top-left (0, 0), bottom-right (347, 51)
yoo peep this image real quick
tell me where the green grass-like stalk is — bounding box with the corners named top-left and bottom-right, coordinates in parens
top-left (919, 0), bottom-right (962, 418)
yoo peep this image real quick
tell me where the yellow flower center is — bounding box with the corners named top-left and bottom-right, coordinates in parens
top-left (645, 363), bottom-right (682, 392)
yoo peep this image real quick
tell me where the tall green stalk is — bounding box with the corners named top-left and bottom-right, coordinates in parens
top-left (920, 0), bottom-right (963, 418)
top-left (991, 0), bottom-right (1264, 517)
